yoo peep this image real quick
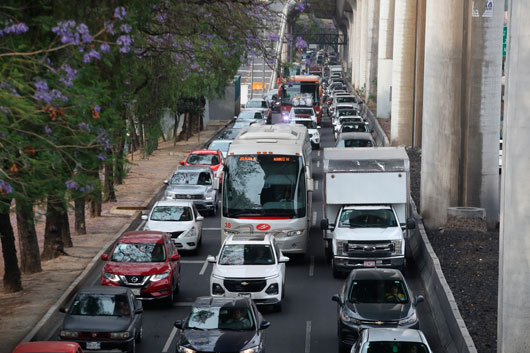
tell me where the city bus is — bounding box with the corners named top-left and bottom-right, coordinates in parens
top-left (222, 124), bottom-right (314, 254)
top-left (278, 75), bottom-right (323, 124)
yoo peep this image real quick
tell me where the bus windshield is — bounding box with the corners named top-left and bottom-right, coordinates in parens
top-left (281, 83), bottom-right (318, 106)
top-left (223, 155), bottom-right (306, 218)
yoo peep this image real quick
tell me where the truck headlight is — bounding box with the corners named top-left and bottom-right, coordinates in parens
top-left (393, 239), bottom-right (404, 254)
top-left (205, 195), bottom-right (214, 200)
top-left (110, 332), bottom-right (130, 339)
top-left (334, 239), bottom-right (348, 256)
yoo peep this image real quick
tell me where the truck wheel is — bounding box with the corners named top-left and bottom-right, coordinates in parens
top-left (325, 247), bottom-right (332, 264)
top-left (332, 260), bottom-right (342, 278)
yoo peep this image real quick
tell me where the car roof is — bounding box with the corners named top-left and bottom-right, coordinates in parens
top-left (78, 285), bottom-right (131, 295)
top-left (225, 233), bottom-right (272, 244)
top-left (365, 328), bottom-right (426, 343)
top-left (120, 231), bottom-right (165, 243)
top-left (175, 165), bottom-right (212, 173)
top-left (13, 342), bottom-right (81, 353)
top-left (349, 268), bottom-right (404, 281)
top-left (154, 200), bottom-right (194, 208)
top-left (194, 296), bottom-right (252, 308)
top-left (188, 149), bottom-right (218, 155)
top-left (338, 132), bottom-right (374, 140)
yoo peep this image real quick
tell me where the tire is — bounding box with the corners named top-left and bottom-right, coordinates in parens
top-left (332, 260), bottom-right (342, 279)
top-left (273, 301), bottom-right (282, 313)
top-left (338, 342), bottom-right (350, 353)
top-left (325, 248), bottom-right (332, 264)
top-left (136, 327), bottom-right (143, 343)
top-left (165, 281), bottom-right (175, 307)
top-left (210, 204), bottom-right (218, 217)
top-left (281, 282), bottom-right (285, 299)
top-left (174, 274), bottom-right (181, 294)
top-left (127, 339), bottom-right (136, 353)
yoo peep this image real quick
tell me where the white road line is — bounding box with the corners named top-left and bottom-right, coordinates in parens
top-left (199, 259), bottom-right (209, 275)
top-left (312, 211), bottom-right (317, 226)
top-left (317, 150), bottom-right (321, 157)
top-left (309, 256), bottom-right (315, 277)
top-left (316, 161), bottom-right (320, 168)
top-left (135, 220), bottom-right (146, 231)
top-left (315, 180), bottom-right (319, 190)
top-left (180, 260), bottom-right (206, 264)
top-left (203, 227), bottom-right (221, 231)
top-left (305, 321), bottom-right (312, 353)
top-left (162, 327), bottom-right (177, 353)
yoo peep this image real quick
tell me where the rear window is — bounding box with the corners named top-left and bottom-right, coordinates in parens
top-left (187, 154), bottom-right (220, 165)
top-left (337, 139), bottom-right (374, 148)
top-left (362, 342), bottom-right (430, 353)
top-left (69, 294), bottom-right (130, 316)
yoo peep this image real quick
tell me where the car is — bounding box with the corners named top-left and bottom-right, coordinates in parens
top-left (243, 101), bottom-right (271, 123)
top-left (174, 296), bottom-right (271, 353)
top-left (331, 269), bottom-right (425, 352)
top-left (163, 166), bottom-right (218, 216)
top-left (179, 149), bottom-right (224, 182)
top-left (12, 342), bottom-right (83, 353)
top-left (335, 132), bottom-right (376, 148)
top-left (208, 139), bottom-right (232, 159)
top-left (100, 231), bottom-right (181, 306)
top-left (59, 286), bottom-right (143, 353)
top-left (262, 90), bottom-right (279, 109)
top-left (333, 116), bottom-right (367, 134)
top-left (332, 103), bottom-right (361, 120)
top-left (142, 200), bottom-right (203, 251)
top-left (351, 328), bottom-right (434, 353)
top-left (207, 234), bottom-right (289, 312)
top-left (233, 119), bottom-right (259, 129)
top-left (288, 106), bottom-right (318, 124)
top-left (238, 109), bottom-right (266, 122)
top-left (217, 128), bottom-right (241, 140)
top-left (335, 122), bottom-right (372, 140)
top-left (291, 117), bottom-right (321, 149)
top-left (330, 95), bottom-right (360, 116)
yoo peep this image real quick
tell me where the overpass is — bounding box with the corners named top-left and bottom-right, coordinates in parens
top-left (299, 0), bottom-right (529, 352)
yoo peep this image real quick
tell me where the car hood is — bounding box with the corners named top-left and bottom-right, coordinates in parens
top-left (63, 315), bottom-right (131, 332)
top-left (145, 220), bottom-right (194, 232)
top-left (166, 185), bottom-right (209, 194)
top-left (213, 265), bottom-right (279, 279)
top-left (104, 261), bottom-right (169, 276)
top-left (347, 301), bottom-right (413, 321)
top-left (333, 227), bottom-right (403, 242)
top-left (180, 329), bottom-right (258, 352)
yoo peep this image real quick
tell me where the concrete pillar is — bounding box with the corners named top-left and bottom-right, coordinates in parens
top-left (412, 0), bottom-right (426, 147)
top-left (349, 19), bottom-right (355, 85)
top-left (376, 0), bottom-right (394, 118)
top-left (498, 0), bottom-right (530, 349)
top-left (390, 0), bottom-right (417, 145)
top-left (354, 3), bottom-right (362, 89)
top-left (365, 0), bottom-right (380, 101)
top-left (461, 0), bottom-right (503, 227)
top-left (359, 0), bottom-right (368, 91)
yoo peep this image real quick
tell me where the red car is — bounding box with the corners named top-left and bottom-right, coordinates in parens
top-left (100, 231), bottom-right (181, 307)
top-left (12, 342), bottom-right (83, 353)
top-left (180, 149), bottom-right (224, 181)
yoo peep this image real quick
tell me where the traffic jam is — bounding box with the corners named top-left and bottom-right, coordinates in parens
top-left (13, 49), bottom-right (435, 353)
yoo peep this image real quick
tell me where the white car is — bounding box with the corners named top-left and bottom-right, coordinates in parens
top-left (333, 115), bottom-right (367, 134)
top-left (288, 106), bottom-right (317, 124)
top-left (291, 117), bottom-right (320, 149)
top-left (208, 234), bottom-right (289, 312)
top-left (142, 200), bottom-right (203, 251)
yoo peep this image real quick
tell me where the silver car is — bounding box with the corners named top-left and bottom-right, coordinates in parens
top-left (351, 328), bottom-right (433, 353)
top-left (164, 166), bottom-right (218, 216)
top-left (335, 132), bottom-right (376, 148)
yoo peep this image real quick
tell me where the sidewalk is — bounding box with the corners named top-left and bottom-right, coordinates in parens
top-left (0, 121), bottom-right (229, 353)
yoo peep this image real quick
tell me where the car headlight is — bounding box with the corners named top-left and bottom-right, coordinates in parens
top-left (286, 229), bottom-right (304, 237)
top-left (103, 272), bottom-right (120, 282)
top-left (165, 193), bottom-right (175, 199)
top-left (178, 346), bottom-right (196, 353)
top-left (399, 312), bottom-right (418, 326)
top-left (340, 310), bottom-right (361, 325)
top-left (334, 239), bottom-right (348, 256)
top-left (110, 332), bottom-right (130, 339)
top-left (150, 272), bottom-right (170, 282)
top-left (60, 330), bottom-right (79, 338)
top-left (205, 195), bottom-right (214, 200)
top-left (393, 239), bottom-right (404, 254)
top-left (182, 229), bottom-right (196, 238)
top-left (241, 345), bottom-right (261, 353)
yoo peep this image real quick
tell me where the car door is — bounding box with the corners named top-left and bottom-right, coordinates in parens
top-left (165, 236), bottom-right (179, 282)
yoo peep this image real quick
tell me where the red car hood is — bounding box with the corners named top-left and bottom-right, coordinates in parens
top-left (104, 261), bottom-right (170, 275)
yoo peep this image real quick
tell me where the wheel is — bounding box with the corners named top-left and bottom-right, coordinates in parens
top-left (332, 260), bottom-right (342, 279)
top-left (136, 327), bottom-right (143, 343)
top-left (281, 282), bottom-right (285, 299)
top-left (174, 274), bottom-right (181, 294)
top-left (198, 231), bottom-right (203, 246)
top-left (273, 301), bottom-right (282, 313)
top-left (165, 281), bottom-right (175, 307)
top-left (325, 247), bottom-right (332, 264)
top-left (210, 204), bottom-right (218, 217)
top-left (127, 339), bottom-right (136, 353)
top-left (338, 341), bottom-right (350, 353)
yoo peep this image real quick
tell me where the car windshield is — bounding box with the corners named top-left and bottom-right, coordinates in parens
top-left (337, 109), bottom-right (358, 117)
top-left (337, 96), bottom-right (356, 103)
top-left (362, 342), bottom-right (429, 353)
top-left (69, 294), bottom-right (130, 316)
top-left (339, 209), bottom-right (397, 228)
top-left (294, 120), bottom-right (317, 129)
top-left (218, 244), bottom-right (275, 265)
top-left (219, 129), bottom-right (240, 139)
top-left (111, 242), bottom-right (166, 262)
top-left (209, 141), bottom-right (232, 153)
top-left (233, 120), bottom-right (254, 129)
top-left (150, 206), bottom-right (192, 221)
top-left (348, 279), bottom-right (409, 303)
top-left (239, 111), bottom-right (262, 120)
top-left (341, 124), bottom-right (368, 133)
top-left (171, 171), bottom-right (211, 185)
top-left (337, 138), bottom-right (374, 148)
top-left (246, 101), bottom-right (267, 108)
top-left (339, 117), bottom-right (362, 124)
top-left (187, 154), bottom-right (220, 165)
top-left (187, 305), bottom-right (255, 331)
top-left (293, 108), bottom-right (313, 115)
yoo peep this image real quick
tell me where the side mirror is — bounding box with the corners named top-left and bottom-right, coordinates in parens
top-left (207, 255), bottom-right (216, 263)
top-left (320, 219), bottom-right (329, 231)
top-left (171, 254), bottom-right (181, 262)
top-left (317, 126), bottom-right (321, 129)
top-left (406, 218), bottom-right (416, 230)
top-left (213, 177), bottom-right (220, 190)
top-left (260, 321), bottom-right (271, 330)
top-left (59, 307), bottom-right (68, 313)
top-left (196, 215), bottom-right (204, 222)
top-left (134, 308), bottom-right (144, 314)
top-left (174, 320), bottom-right (184, 329)
top-left (279, 256), bottom-right (290, 263)
top-left (141, 215), bottom-right (148, 220)
top-left (100, 254), bottom-right (109, 261)
top-left (163, 179), bottom-right (169, 185)
top-left (179, 161), bottom-right (185, 165)
top-left (416, 295), bottom-right (425, 304)
top-left (331, 294), bottom-right (343, 305)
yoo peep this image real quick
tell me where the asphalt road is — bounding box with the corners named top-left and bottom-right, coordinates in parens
top-left (48, 111), bottom-right (445, 353)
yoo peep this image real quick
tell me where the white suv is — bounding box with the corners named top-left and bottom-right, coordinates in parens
top-left (207, 234), bottom-right (289, 312)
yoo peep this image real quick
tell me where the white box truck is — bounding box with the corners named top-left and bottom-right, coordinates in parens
top-left (320, 147), bottom-right (416, 277)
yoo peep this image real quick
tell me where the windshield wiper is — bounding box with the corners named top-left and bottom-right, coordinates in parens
top-left (229, 210), bottom-right (265, 218)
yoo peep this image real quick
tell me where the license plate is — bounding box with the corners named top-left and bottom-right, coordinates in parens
top-left (131, 288), bottom-right (141, 296)
top-left (86, 342), bottom-right (101, 350)
top-left (363, 260), bottom-right (376, 268)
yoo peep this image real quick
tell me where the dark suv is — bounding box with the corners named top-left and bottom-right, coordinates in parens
top-left (331, 269), bottom-right (424, 353)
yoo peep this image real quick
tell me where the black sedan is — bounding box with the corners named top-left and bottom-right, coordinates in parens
top-left (59, 286), bottom-right (143, 353)
top-left (331, 269), bottom-right (424, 353)
top-left (174, 296), bottom-right (270, 353)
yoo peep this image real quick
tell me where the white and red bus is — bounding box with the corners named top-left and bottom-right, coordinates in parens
top-left (278, 75), bottom-right (322, 124)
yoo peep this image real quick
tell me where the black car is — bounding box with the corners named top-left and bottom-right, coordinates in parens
top-left (174, 296), bottom-right (270, 353)
top-left (331, 269), bottom-right (424, 353)
top-left (60, 286), bottom-right (143, 353)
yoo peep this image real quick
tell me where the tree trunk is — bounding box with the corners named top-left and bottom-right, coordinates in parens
top-left (41, 198), bottom-right (68, 261)
top-left (74, 198), bottom-right (86, 235)
top-left (178, 112), bottom-right (190, 141)
top-left (1, 197), bottom-right (23, 292)
top-left (15, 198), bottom-right (42, 274)
top-left (173, 111), bottom-right (181, 146)
top-left (89, 169), bottom-right (102, 217)
top-left (103, 154), bottom-right (117, 202)
top-left (128, 114), bottom-right (139, 153)
top-left (60, 200), bottom-right (72, 248)
top-left (115, 136), bottom-right (125, 185)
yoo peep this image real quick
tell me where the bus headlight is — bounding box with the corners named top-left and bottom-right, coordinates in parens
top-left (286, 229), bottom-right (304, 237)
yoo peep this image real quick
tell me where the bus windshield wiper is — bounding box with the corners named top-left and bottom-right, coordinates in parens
top-left (229, 210), bottom-right (265, 218)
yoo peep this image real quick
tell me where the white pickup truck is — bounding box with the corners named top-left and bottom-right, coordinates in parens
top-left (320, 147), bottom-right (415, 277)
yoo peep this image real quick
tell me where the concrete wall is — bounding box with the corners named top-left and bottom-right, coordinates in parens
top-left (208, 83), bottom-right (239, 121)
top-left (365, 0), bottom-right (380, 101)
top-left (376, 0), bottom-right (395, 118)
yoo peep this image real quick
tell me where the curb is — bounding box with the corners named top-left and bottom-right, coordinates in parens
top-left (20, 121), bottom-right (229, 344)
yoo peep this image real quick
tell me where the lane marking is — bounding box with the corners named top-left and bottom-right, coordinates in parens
top-left (180, 260), bottom-right (206, 264)
top-left (203, 227), bottom-right (221, 231)
top-left (305, 321), bottom-right (312, 353)
top-left (162, 327), bottom-right (177, 353)
top-left (317, 151), bottom-right (321, 157)
top-left (309, 256), bottom-right (315, 277)
top-left (316, 161), bottom-right (320, 168)
top-left (315, 180), bottom-right (319, 190)
top-left (199, 259), bottom-right (209, 275)
top-left (312, 211), bottom-right (317, 226)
